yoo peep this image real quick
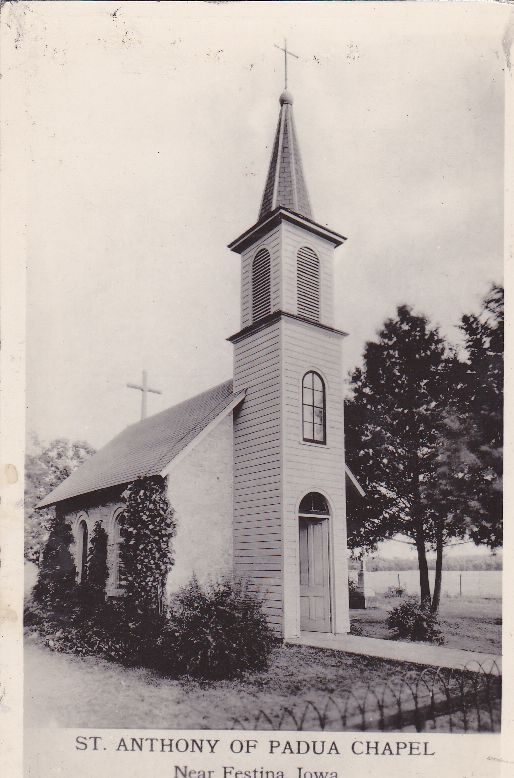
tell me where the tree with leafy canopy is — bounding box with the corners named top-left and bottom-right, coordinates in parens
top-left (457, 285), bottom-right (503, 548)
top-left (25, 436), bottom-right (95, 562)
top-left (345, 305), bottom-right (465, 611)
top-left (32, 515), bottom-right (76, 607)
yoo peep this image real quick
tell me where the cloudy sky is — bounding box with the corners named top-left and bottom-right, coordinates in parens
top-left (14, 2), bottom-right (505, 450)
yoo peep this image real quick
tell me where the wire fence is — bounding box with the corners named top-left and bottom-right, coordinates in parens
top-left (230, 661), bottom-right (501, 733)
top-left (348, 570), bottom-right (502, 599)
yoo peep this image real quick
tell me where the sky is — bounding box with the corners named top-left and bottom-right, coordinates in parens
top-left (13, 2), bottom-right (505, 451)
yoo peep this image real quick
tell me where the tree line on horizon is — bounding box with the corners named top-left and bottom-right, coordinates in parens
top-left (348, 553), bottom-right (502, 572)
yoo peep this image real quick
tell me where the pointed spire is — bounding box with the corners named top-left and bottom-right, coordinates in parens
top-left (259, 91), bottom-right (313, 221)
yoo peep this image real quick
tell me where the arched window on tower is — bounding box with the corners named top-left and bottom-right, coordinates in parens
top-left (78, 520), bottom-right (88, 582)
top-left (302, 371), bottom-right (326, 444)
top-left (297, 246), bottom-right (320, 321)
top-left (252, 247), bottom-right (271, 322)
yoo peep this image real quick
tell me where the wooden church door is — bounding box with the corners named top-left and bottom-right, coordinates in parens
top-left (299, 516), bottom-right (331, 632)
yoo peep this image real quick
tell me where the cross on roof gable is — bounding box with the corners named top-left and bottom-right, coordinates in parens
top-left (38, 380), bottom-right (245, 508)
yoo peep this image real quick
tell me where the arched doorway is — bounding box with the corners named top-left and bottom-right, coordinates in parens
top-left (299, 492), bottom-right (331, 632)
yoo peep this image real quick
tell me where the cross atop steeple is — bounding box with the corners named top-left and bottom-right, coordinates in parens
top-left (274, 39), bottom-right (299, 91)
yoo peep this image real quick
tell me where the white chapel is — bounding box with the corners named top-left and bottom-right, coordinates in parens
top-left (40, 87), bottom-right (364, 641)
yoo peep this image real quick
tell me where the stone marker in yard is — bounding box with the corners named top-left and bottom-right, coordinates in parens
top-left (351, 557), bottom-right (376, 609)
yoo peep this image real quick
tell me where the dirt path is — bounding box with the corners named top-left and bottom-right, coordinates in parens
top-left (24, 640), bottom-right (239, 729)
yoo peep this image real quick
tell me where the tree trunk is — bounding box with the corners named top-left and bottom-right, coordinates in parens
top-left (415, 524), bottom-right (432, 607)
top-left (431, 526), bottom-right (444, 613)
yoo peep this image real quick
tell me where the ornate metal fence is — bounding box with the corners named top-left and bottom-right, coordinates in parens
top-left (231, 661), bottom-right (501, 733)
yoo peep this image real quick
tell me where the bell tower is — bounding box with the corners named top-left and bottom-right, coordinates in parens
top-left (228, 90), bottom-right (350, 639)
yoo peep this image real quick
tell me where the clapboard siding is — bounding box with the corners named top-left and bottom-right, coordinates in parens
top-left (236, 397), bottom-right (281, 420)
top-left (231, 203), bottom-right (349, 638)
top-left (280, 313), bottom-right (350, 637)
top-left (235, 537), bottom-right (282, 548)
top-left (233, 319), bottom-right (283, 632)
top-left (233, 464), bottom-right (281, 479)
top-left (233, 441), bottom-right (280, 461)
top-left (234, 466), bottom-right (281, 481)
top-left (234, 416), bottom-right (281, 436)
top-left (234, 484), bottom-right (281, 498)
top-left (234, 512), bottom-right (281, 525)
top-left (233, 499), bottom-right (281, 514)
top-left (234, 548), bottom-right (282, 559)
top-left (234, 478), bottom-right (281, 493)
top-left (234, 520), bottom-right (281, 532)
top-left (235, 534), bottom-right (282, 544)
top-left (234, 327), bottom-right (280, 356)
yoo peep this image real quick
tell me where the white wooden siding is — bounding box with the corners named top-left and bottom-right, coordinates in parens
top-left (233, 320), bottom-right (283, 630)
top-left (233, 217), bottom-right (348, 638)
top-left (280, 315), bottom-right (350, 637)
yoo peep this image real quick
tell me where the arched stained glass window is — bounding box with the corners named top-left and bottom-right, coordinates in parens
top-left (297, 246), bottom-right (320, 321)
top-left (252, 247), bottom-right (271, 322)
top-left (113, 514), bottom-right (126, 589)
top-left (302, 371), bottom-right (326, 444)
top-left (78, 520), bottom-right (88, 582)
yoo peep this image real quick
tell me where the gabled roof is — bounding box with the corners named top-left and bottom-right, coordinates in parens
top-left (39, 380), bottom-right (244, 508)
top-left (259, 91), bottom-right (313, 221)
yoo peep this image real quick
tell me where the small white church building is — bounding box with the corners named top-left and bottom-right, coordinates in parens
top-left (40, 88), bottom-right (364, 640)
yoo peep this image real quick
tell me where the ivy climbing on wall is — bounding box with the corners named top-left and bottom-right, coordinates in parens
top-left (119, 475), bottom-right (176, 617)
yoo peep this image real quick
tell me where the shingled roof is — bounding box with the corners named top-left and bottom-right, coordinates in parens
top-left (39, 380), bottom-right (244, 507)
top-left (259, 91), bottom-right (313, 221)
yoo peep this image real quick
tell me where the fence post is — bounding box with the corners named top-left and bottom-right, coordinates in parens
top-left (460, 573), bottom-right (462, 597)
top-left (398, 572), bottom-right (401, 588)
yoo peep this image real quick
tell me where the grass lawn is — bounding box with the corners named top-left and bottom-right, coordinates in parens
top-left (25, 636), bottom-right (441, 730)
top-left (350, 595), bottom-right (502, 654)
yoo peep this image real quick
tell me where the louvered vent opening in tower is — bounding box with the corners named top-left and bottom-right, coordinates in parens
top-left (297, 246), bottom-right (320, 321)
top-left (252, 247), bottom-right (271, 322)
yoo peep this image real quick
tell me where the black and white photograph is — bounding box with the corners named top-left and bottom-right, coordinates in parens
top-left (0, 1), bottom-right (511, 776)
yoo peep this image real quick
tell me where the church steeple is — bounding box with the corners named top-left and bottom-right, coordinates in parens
top-left (259, 91), bottom-right (313, 221)
top-left (229, 77), bottom-right (351, 641)
top-left (229, 89), bottom-right (346, 333)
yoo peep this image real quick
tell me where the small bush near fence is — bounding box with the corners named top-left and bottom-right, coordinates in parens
top-left (387, 598), bottom-right (445, 644)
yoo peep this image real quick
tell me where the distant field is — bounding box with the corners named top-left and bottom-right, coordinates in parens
top-left (26, 561), bottom-right (501, 599)
top-left (350, 569), bottom-right (502, 599)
